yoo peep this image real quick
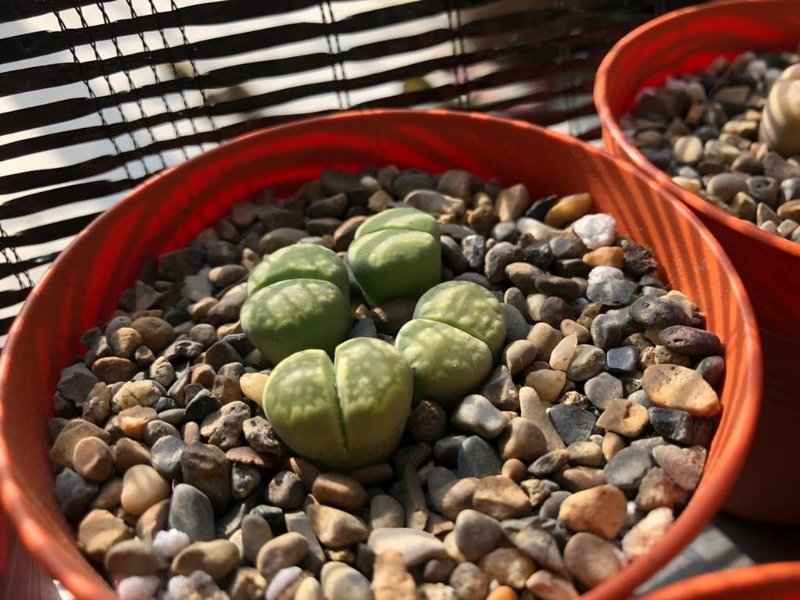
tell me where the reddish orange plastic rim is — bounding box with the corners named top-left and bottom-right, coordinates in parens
top-left (641, 562), bottom-right (800, 600)
top-left (594, 0), bottom-right (800, 260)
top-left (0, 110), bottom-right (761, 600)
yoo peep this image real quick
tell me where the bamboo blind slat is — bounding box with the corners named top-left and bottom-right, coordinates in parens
top-left (0, 0), bottom-right (705, 342)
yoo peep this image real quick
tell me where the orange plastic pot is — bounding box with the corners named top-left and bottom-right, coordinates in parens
top-left (595, 0), bottom-right (800, 524)
top-left (0, 110), bottom-right (760, 599)
top-left (641, 563), bottom-right (800, 600)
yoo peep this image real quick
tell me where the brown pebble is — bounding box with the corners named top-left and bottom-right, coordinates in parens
top-left (596, 399), bottom-right (649, 437)
top-left (77, 509), bottom-right (132, 561)
top-left (472, 476), bottom-right (532, 521)
top-left (114, 438), bottom-right (151, 473)
top-left (501, 459), bottom-right (527, 483)
top-left (171, 540), bottom-right (240, 582)
top-left (121, 464), bottom-right (170, 516)
top-left (118, 406), bottom-right (158, 440)
top-left (49, 419), bottom-right (111, 470)
top-left (73, 437), bottom-right (114, 482)
top-left (312, 473), bottom-right (368, 511)
top-left (642, 364), bottom-right (721, 416)
top-left (486, 585), bottom-right (519, 600)
top-left (583, 247), bottom-right (624, 269)
top-left (544, 193), bottom-right (593, 228)
top-left (371, 550), bottom-right (418, 600)
top-left (564, 532), bottom-right (622, 588)
top-left (558, 484), bottom-right (627, 539)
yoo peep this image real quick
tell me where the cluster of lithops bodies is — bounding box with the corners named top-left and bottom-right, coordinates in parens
top-left (623, 50), bottom-right (800, 241)
top-left (49, 165), bottom-right (725, 600)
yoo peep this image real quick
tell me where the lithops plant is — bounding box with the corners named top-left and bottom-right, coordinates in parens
top-left (348, 207), bottom-right (442, 306)
top-left (760, 64), bottom-right (800, 158)
top-left (396, 280), bottom-right (506, 408)
top-left (261, 337), bottom-right (413, 470)
top-left (240, 244), bottom-right (350, 365)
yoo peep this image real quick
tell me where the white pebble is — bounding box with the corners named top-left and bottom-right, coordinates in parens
top-left (622, 507), bottom-right (675, 560)
top-left (117, 575), bottom-right (160, 600)
top-left (572, 213), bottom-right (616, 250)
top-left (164, 576), bottom-right (190, 600)
top-left (266, 566), bottom-right (303, 600)
top-left (588, 266), bottom-right (624, 286)
top-left (746, 59), bottom-right (768, 81)
top-left (153, 529), bottom-right (191, 562)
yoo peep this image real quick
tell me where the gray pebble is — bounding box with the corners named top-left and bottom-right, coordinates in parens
top-left (150, 435), bottom-right (186, 480)
top-left (143, 419), bottom-right (180, 446)
top-left (604, 446), bottom-right (653, 491)
top-left (181, 443), bottom-right (232, 514)
top-left (478, 366), bottom-right (519, 412)
top-left (267, 471), bottom-right (306, 510)
top-left (584, 373), bottom-right (623, 410)
top-left (629, 296), bottom-right (688, 328)
top-left (232, 464), bottom-right (262, 500)
top-left (457, 436), bottom-right (503, 478)
top-left (433, 436), bottom-right (466, 467)
top-left (606, 346), bottom-right (639, 375)
top-left (453, 510), bottom-right (505, 562)
top-left (565, 345), bottom-right (606, 381)
top-left (462, 235), bottom-right (487, 271)
top-left (659, 325), bottom-right (723, 356)
top-left (586, 279), bottom-right (638, 307)
top-left (55, 468), bottom-right (98, 521)
top-left (169, 483), bottom-right (215, 542)
top-left (451, 394), bottom-right (508, 439)
top-left (696, 355), bottom-right (725, 387)
top-left (590, 313), bottom-right (622, 350)
top-left (484, 242), bottom-right (523, 283)
top-left (648, 407), bottom-right (693, 445)
top-left (184, 390), bottom-right (222, 423)
top-left (539, 491), bottom-right (571, 519)
top-left (501, 304), bottom-right (531, 344)
top-left (548, 404), bottom-right (597, 445)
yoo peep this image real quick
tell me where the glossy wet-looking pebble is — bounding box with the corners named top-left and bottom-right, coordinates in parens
top-left (622, 50), bottom-right (800, 242)
top-left (49, 166), bottom-right (724, 599)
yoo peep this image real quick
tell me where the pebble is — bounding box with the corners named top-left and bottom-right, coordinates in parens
top-left (549, 334), bottom-right (577, 371)
top-left (501, 458), bottom-right (527, 482)
top-left (584, 373), bottom-right (623, 410)
top-left (504, 340), bottom-right (538, 375)
top-left (450, 395), bottom-right (509, 439)
top-left (453, 509), bottom-right (505, 562)
top-left (49, 419), bottom-right (110, 469)
top-left (567, 441), bottom-right (604, 468)
top-left (73, 437), bottom-right (114, 482)
top-left (496, 184), bottom-right (531, 221)
top-left (571, 213), bottom-right (616, 249)
top-left (372, 550), bottom-right (418, 600)
top-left (169, 483), bottom-right (215, 542)
top-left (78, 509), bottom-right (132, 561)
top-left (369, 494), bottom-right (405, 529)
top-left (312, 473), bottom-right (368, 511)
top-left (152, 529), bottom-right (190, 562)
top-left (606, 346), bottom-right (639, 375)
top-left (184, 390), bottom-right (222, 423)
top-left (587, 279), bottom-right (638, 307)
top-left (242, 416), bottom-right (283, 455)
top-left (200, 401), bottom-right (250, 450)
top-left (458, 436), bottom-right (503, 478)
top-left (121, 465), bottom-right (170, 516)
top-left (565, 344), bottom-right (606, 381)
top-left (367, 528), bottom-right (448, 566)
top-left (472, 476), bottom-right (532, 520)
top-left (524, 369), bottom-right (565, 405)
top-left (293, 576), bottom-right (323, 600)
top-left (622, 507), bottom-right (674, 560)
top-left (449, 562), bottom-right (489, 600)
top-left (114, 438), bottom-right (151, 473)
top-left (648, 407), bottom-right (693, 444)
top-left (307, 504), bottom-right (369, 548)
top-left (171, 540), bottom-right (239, 582)
top-left (596, 398), bottom-right (649, 437)
top-left (583, 246), bottom-right (624, 269)
top-left (130, 316), bottom-right (176, 353)
top-left (563, 532), bottom-right (623, 588)
top-left (256, 532), bottom-right (310, 579)
top-left (105, 538), bottom-right (159, 577)
top-left (118, 406), bottom-right (157, 439)
top-left (228, 568), bottom-right (268, 600)
top-left (528, 449), bottom-right (570, 477)
top-left (544, 193), bottom-right (592, 228)
top-left (659, 325), bottom-right (723, 356)
top-left (508, 526), bottom-right (565, 576)
top-left (652, 444), bottom-right (707, 491)
top-left (548, 404), bottom-right (596, 445)
top-left (604, 446), bottom-right (653, 491)
top-left (321, 562), bottom-right (372, 600)
top-left (497, 417), bottom-right (547, 461)
top-left (635, 468), bottom-right (688, 511)
top-left (642, 364), bottom-right (721, 416)
top-left (480, 547), bottom-right (535, 590)
top-left (181, 443), bottom-right (232, 513)
top-left (484, 242), bottom-right (524, 283)
top-left (117, 576), bottom-right (161, 600)
top-left (150, 435), bottom-right (186, 480)
top-left (558, 484), bottom-right (627, 539)
top-left (406, 400), bottom-right (447, 443)
top-left (525, 570), bottom-right (579, 600)
top-left (428, 470), bottom-right (477, 520)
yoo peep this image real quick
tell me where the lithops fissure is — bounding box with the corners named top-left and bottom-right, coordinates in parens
top-left (262, 338), bottom-right (413, 470)
top-left (396, 281), bottom-right (506, 407)
top-left (240, 245), bottom-right (350, 365)
top-left (348, 207), bottom-right (442, 306)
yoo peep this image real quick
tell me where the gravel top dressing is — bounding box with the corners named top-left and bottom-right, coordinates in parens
top-left (49, 165), bottom-right (724, 600)
top-left (622, 49), bottom-right (800, 242)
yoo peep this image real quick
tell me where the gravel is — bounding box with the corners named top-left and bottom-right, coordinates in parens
top-left (48, 167), bottom-right (723, 597)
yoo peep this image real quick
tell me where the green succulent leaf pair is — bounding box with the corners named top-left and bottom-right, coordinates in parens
top-left (239, 204), bottom-right (505, 470)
